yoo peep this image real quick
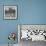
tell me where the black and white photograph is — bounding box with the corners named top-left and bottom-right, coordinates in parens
top-left (18, 25), bottom-right (46, 46)
top-left (4, 5), bottom-right (17, 19)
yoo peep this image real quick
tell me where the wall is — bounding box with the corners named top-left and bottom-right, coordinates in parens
top-left (0, 0), bottom-right (19, 44)
top-left (0, 0), bottom-right (46, 44)
top-left (20, 0), bottom-right (46, 24)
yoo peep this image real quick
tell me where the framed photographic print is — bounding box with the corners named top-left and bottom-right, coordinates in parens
top-left (18, 24), bottom-right (46, 42)
top-left (4, 5), bottom-right (17, 19)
